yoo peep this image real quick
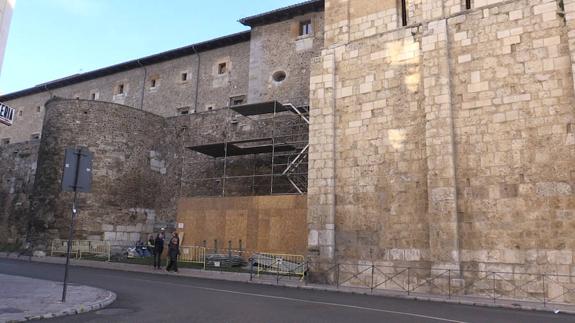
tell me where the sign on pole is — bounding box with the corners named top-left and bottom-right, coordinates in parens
top-left (62, 147), bottom-right (93, 192)
top-left (60, 146), bottom-right (93, 303)
top-left (0, 102), bottom-right (15, 126)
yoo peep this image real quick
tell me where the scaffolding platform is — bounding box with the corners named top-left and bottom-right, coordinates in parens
top-left (184, 100), bottom-right (309, 196)
top-left (231, 101), bottom-right (309, 117)
top-left (188, 138), bottom-right (296, 157)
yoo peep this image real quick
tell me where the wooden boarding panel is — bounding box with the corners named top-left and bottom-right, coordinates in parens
top-left (177, 195), bottom-right (307, 255)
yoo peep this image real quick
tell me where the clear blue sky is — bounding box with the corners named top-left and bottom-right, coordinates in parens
top-left (0, 0), bottom-right (305, 94)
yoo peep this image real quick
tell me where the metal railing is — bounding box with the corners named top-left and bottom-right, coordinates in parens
top-left (255, 252), bottom-right (306, 281)
top-left (179, 246), bottom-right (206, 269)
top-left (305, 261), bottom-right (575, 307)
top-left (50, 239), bottom-right (111, 261)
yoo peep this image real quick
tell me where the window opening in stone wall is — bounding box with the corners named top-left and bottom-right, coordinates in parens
top-left (37, 106), bottom-right (41, 112)
top-left (465, 0), bottom-right (472, 10)
top-left (299, 20), bottom-right (312, 36)
top-left (178, 107), bottom-right (190, 115)
top-left (218, 62), bottom-right (227, 75)
top-left (1, 138), bottom-right (9, 145)
top-left (117, 84), bottom-right (125, 95)
top-left (229, 95), bottom-right (246, 106)
top-left (207, 106), bottom-right (214, 111)
top-left (400, 0), bottom-right (407, 26)
top-left (31, 133), bottom-right (40, 140)
top-left (18, 110), bottom-right (22, 117)
top-left (181, 72), bottom-right (188, 81)
top-left (151, 79), bottom-right (157, 88)
top-left (272, 70), bottom-right (287, 83)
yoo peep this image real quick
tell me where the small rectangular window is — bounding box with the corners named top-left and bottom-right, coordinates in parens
top-left (1, 138), bottom-right (10, 145)
top-left (91, 93), bottom-right (96, 100)
top-left (465, 0), bottom-right (472, 10)
top-left (37, 106), bottom-right (41, 112)
top-left (18, 110), bottom-right (23, 117)
top-left (31, 133), bottom-right (40, 140)
top-left (178, 107), bottom-right (190, 115)
top-left (299, 20), bottom-right (312, 36)
top-left (151, 79), bottom-right (157, 88)
top-left (181, 72), bottom-right (188, 81)
top-left (400, 0), bottom-right (407, 26)
top-left (207, 106), bottom-right (213, 111)
top-left (117, 84), bottom-right (124, 94)
top-left (229, 95), bottom-right (246, 106)
top-left (218, 63), bottom-right (227, 75)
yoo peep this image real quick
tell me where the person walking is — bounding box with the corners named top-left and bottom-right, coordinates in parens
top-left (153, 229), bottom-right (165, 269)
top-left (166, 236), bottom-right (180, 273)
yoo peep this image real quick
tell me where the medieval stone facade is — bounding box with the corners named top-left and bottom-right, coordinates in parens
top-left (1, 0), bottom-right (575, 302)
top-left (0, 1), bottom-right (323, 243)
top-left (308, 0), bottom-right (575, 300)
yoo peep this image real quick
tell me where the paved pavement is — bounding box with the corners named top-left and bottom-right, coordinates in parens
top-left (0, 273), bottom-right (115, 322)
top-left (0, 258), bottom-right (573, 323)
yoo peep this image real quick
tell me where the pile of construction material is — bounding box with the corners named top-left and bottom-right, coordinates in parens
top-left (206, 254), bottom-right (245, 268)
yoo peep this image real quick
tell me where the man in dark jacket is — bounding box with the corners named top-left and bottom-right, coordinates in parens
top-left (166, 236), bottom-right (180, 272)
top-left (153, 229), bottom-right (165, 269)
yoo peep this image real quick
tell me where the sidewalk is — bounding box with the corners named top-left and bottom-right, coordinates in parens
top-left (1, 252), bottom-right (574, 316)
top-left (0, 273), bottom-right (116, 322)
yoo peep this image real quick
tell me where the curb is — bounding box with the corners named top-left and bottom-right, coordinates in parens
top-left (1, 253), bottom-right (573, 317)
top-left (21, 290), bottom-right (117, 322)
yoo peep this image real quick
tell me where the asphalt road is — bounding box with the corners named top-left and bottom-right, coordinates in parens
top-left (0, 259), bottom-right (573, 323)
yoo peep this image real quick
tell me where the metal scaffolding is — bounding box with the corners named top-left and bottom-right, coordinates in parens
top-left (184, 101), bottom-right (309, 196)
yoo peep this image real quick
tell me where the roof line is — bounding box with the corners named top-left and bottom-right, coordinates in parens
top-left (239, 0), bottom-right (324, 27)
top-left (1, 31), bottom-right (251, 102)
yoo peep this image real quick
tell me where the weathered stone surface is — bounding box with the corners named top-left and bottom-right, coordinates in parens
top-left (310, 0), bottom-right (575, 290)
top-left (0, 141), bottom-right (39, 243)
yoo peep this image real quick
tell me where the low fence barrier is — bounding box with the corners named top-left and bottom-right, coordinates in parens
top-left (50, 240), bottom-right (111, 261)
top-left (42, 241), bottom-right (575, 307)
top-left (180, 247), bottom-right (306, 280)
top-left (179, 246), bottom-right (206, 269)
top-left (306, 262), bottom-right (575, 307)
top-left (255, 252), bottom-right (306, 280)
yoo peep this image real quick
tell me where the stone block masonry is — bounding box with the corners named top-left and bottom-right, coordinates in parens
top-left (28, 98), bottom-right (171, 243)
top-left (310, 0), bottom-right (575, 303)
top-left (0, 141), bottom-right (39, 243)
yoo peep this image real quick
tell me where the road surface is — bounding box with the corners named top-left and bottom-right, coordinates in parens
top-left (0, 258), bottom-right (572, 323)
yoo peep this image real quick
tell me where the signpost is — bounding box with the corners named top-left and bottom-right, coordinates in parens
top-left (60, 147), bottom-right (93, 302)
top-left (0, 102), bottom-right (15, 126)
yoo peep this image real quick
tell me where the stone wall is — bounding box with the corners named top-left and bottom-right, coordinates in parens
top-left (310, 0), bottom-right (575, 292)
top-left (29, 98), bottom-right (173, 243)
top-left (248, 11), bottom-right (325, 107)
top-left (0, 141), bottom-right (39, 243)
top-left (169, 106), bottom-right (307, 200)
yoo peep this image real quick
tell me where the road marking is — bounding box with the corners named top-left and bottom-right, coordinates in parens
top-left (92, 273), bottom-right (470, 323)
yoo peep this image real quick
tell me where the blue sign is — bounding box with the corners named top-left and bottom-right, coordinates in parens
top-left (0, 102), bottom-right (15, 126)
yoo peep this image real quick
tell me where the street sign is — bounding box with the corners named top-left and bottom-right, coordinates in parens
top-left (0, 102), bottom-right (15, 126)
top-left (60, 146), bottom-right (93, 303)
top-left (61, 147), bottom-right (93, 192)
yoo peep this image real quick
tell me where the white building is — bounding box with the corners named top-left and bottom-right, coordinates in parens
top-left (0, 0), bottom-right (14, 79)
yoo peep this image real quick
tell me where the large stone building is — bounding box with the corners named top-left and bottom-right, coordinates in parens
top-left (2, 0), bottom-right (575, 302)
top-left (0, 0), bottom-right (322, 243)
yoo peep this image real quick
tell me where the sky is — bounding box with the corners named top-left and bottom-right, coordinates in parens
top-left (0, 0), bottom-right (305, 94)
